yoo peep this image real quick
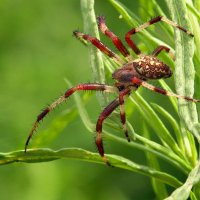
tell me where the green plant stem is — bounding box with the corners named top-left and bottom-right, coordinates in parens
top-left (0, 148), bottom-right (182, 188)
top-left (80, 0), bottom-right (107, 107)
top-left (105, 132), bottom-right (191, 173)
top-left (166, 0), bottom-right (200, 143)
top-left (186, 2), bottom-right (200, 21)
top-left (164, 160), bottom-right (200, 200)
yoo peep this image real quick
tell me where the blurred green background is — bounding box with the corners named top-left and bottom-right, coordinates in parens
top-left (0, 0), bottom-right (179, 199)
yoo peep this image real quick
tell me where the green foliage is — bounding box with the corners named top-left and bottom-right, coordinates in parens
top-left (0, 148), bottom-right (182, 188)
top-left (1, 0), bottom-right (200, 199)
top-left (164, 162), bottom-right (200, 200)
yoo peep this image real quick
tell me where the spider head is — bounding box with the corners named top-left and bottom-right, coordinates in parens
top-left (133, 55), bottom-right (172, 80)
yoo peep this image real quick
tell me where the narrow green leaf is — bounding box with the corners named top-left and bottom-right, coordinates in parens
top-left (166, 0), bottom-right (200, 143)
top-left (159, 79), bottom-right (178, 112)
top-left (130, 92), bottom-right (185, 160)
top-left (32, 109), bottom-right (78, 146)
top-left (0, 148), bottom-right (182, 188)
top-left (164, 161), bottom-right (200, 200)
top-left (151, 103), bottom-right (183, 151)
top-left (108, 0), bottom-right (174, 50)
top-left (193, 0), bottom-right (200, 11)
top-left (106, 132), bottom-right (191, 173)
top-left (186, 2), bottom-right (200, 21)
top-left (81, 0), bottom-right (107, 107)
top-left (187, 0), bottom-right (200, 101)
top-left (143, 124), bottom-right (168, 199)
top-left (65, 79), bottom-right (94, 132)
top-left (153, 103), bottom-right (197, 166)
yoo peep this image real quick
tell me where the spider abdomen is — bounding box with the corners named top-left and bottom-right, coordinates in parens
top-left (133, 55), bottom-right (172, 79)
top-left (112, 55), bottom-right (172, 83)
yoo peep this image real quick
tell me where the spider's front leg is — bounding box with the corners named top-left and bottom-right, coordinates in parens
top-left (97, 16), bottom-right (132, 61)
top-left (73, 31), bottom-right (124, 65)
top-left (125, 15), bottom-right (193, 55)
top-left (25, 83), bottom-right (117, 152)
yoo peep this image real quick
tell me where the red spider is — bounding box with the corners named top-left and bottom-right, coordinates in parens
top-left (25, 16), bottom-right (198, 166)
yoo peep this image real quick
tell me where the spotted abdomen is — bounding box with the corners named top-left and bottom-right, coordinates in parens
top-left (133, 55), bottom-right (172, 79)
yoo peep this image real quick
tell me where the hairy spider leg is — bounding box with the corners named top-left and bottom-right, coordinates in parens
top-left (152, 45), bottom-right (174, 60)
top-left (97, 16), bottom-right (132, 61)
top-left (125, 15), bottom-right (193, 55)
top-left (131, 77), bottom-right (200, 102)
top-left (119, 88), bottom-right (131, 142)
top-left (25, 83), bottom-right (118, 152)
top-left (73, 31), bottom-right (124, 65)
top-left (96, 98), bottom-right (120, 165)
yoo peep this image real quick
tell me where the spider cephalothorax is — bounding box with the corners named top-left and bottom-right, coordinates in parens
top-left (25, 15), bottom-right (198, 166)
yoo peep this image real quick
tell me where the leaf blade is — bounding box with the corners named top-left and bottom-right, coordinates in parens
top-left (0, 148), bottom-right (182, 188)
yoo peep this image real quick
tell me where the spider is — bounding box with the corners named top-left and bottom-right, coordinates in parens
top-left (25, 15), bottom-right (199, 166)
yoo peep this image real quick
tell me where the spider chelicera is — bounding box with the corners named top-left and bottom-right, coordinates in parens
top-left (25, 15), bottom-right (199, 166)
